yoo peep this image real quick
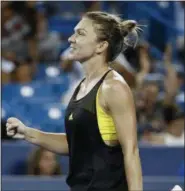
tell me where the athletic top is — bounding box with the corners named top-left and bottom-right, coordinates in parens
top-left (65, 69), bottom-right (128, 191)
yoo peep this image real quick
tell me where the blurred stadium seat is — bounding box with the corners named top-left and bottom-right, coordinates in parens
top-left (2, 82), bottom-right (58, 103)
top-left (48, 16), bottom-right (79, 37)
top-left (25, 103), bottom-right (66, 132)
top-left (2, 73), bottom-right (70, 105)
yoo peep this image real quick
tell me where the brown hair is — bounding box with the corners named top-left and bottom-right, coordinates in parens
top-left (27, 147), bottom-right (61, 175)
top-left (84, 11), bottom-right (141, 62)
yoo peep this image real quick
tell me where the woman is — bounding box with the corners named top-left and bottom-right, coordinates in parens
top-left (27, 147), bottom-right (61, 176)
top-left (6, 11), bottom-right (143, 191)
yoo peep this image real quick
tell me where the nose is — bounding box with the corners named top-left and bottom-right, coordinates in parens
top-left (68, 34), bottom-right (76, 43)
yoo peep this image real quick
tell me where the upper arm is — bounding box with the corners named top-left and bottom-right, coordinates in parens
top-left (103, 79), bottom-right (138, 153)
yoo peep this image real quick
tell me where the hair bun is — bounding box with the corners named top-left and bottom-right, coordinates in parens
top-left (121, 20), bottom-right (139, 49)
top-left (121, 20), bottom-right (137, 35)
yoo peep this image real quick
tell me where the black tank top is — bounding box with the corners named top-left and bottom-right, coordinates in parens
top-left (65, 70), bottom-right (128, 191)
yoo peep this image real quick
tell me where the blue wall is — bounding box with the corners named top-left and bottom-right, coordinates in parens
top-left (2, 142), bottom-right (184, 176)
top-left (2, 175), bottom-right (184, 191)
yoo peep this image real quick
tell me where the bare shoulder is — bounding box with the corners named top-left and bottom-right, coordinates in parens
top-left (98, 70), bottom-right (135, 114)
top-left (102, 70), bottom-right (132, 97)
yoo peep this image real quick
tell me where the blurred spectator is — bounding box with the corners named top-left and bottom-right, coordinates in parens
top-left (139, 103), bottom-right (184, 146)
top-left (10, 147), bottom-right (62, 175)
top-left (2, 1), bottom-right (61, 62)
top-left (174, 64), bottom-right (184, 92)
top-left (10, 1), bottom-right (38, 61)
top-left (1, 2), bottom-right (37, 84)
top-left (162, 104), bottom-right (184, 146)
top-left (1, 51), bottom-right (17, 84)
top-left (2, 51), bottom-right (35, 84)
top-left (174, 64), bottom-right (184, 112)
top-left (134, 43), bottom-right (180, 137)
top-left (14, 57), bottom-right (35, 83)
top-left (2, 57), bottom-right (16, 84)
top-left (83, 1), bottom-right (101, 12)
top-left (2, 3), bottom-right (30, 60)
top-left (34, 2), bottom-right (62, 61)
top-left (138, 124), bottom-right (164, 145)
top-left (27, 147), bottom-right (62, 176)
top-left (175, 2), bottom-right (184, 53)
top-left (135, 79), bottom-right (165, 130)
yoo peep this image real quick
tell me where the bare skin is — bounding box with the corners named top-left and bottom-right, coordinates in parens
top-left (101, 71), bottom-right (143, 191)
top-left (6, 120), bottom-right (69, 155)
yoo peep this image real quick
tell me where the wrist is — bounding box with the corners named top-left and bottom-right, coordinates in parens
top-left (25, 126), bottom-right (41, 144)
top-left (24, 126), bottom-right (30, 140)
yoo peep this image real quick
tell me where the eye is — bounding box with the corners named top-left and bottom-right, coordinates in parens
top-left (77, 30), bottom-right (85, 36)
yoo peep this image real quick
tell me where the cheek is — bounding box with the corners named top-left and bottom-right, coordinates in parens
top-left (84, 40), bottom-right (98, 54)
top-left (78, 36), bottom-right (97, 50)
top-left (70, 42), bottom-right (96, 60)
top-left (80, 45), bottom-right (96, 55)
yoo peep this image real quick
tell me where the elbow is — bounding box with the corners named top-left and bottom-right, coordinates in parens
top-left (123, 147), bottom-right (141, 171)
top-left (130, 147), bottom-right (140, 158)
top-left (122, 143), bottom-right (140, 159)
top-left (133, 147), bottom-right (140, 159)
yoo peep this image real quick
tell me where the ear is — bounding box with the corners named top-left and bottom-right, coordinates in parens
top-left (96, 41), bottom-right (109, 54)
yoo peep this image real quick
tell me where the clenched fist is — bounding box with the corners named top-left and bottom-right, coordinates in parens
top-left (6, 117), bottom-right (27, 139)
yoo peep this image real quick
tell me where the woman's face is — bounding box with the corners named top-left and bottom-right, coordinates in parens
top-left (38, 151), bottom-right (58, 175)
top-left (68, 18), bottom-right (100, 62)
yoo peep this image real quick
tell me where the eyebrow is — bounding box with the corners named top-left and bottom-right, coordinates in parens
top-left (74, 28), bottom-right (87, 33)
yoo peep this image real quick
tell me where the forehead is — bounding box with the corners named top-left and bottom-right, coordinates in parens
top-left (75, 18), bottom-right (96, 33)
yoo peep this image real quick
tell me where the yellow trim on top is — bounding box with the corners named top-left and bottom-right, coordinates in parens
top-left (96, 88), bottom-right (118, 141)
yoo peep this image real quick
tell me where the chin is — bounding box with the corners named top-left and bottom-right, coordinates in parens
top-left (69, 57), bottom-right (80, 62)
top-left (68, 56), bottom-right (82, 63)
top-left (67, 54), bottom-right (75, 61)
top-left (67, 52), bottom-right (77, 60)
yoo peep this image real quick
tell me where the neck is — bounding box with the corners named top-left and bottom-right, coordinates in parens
top-left (81, 56), bottom-right (109, 83)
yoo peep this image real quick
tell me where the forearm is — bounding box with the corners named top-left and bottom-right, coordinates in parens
top-left (164, 64), bottom-right (178, 104)
top-left (136, 49), bottom-right (150, 89)
top-left (25, 127), bottom-right (69, 155)
top-left (165, 60), bottom-right (177, 82)
top-left (124, 148), bottom-right (143, 191)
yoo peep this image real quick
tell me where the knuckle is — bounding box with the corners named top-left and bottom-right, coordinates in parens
top-left (8, 117), bottom-right (17, 122)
